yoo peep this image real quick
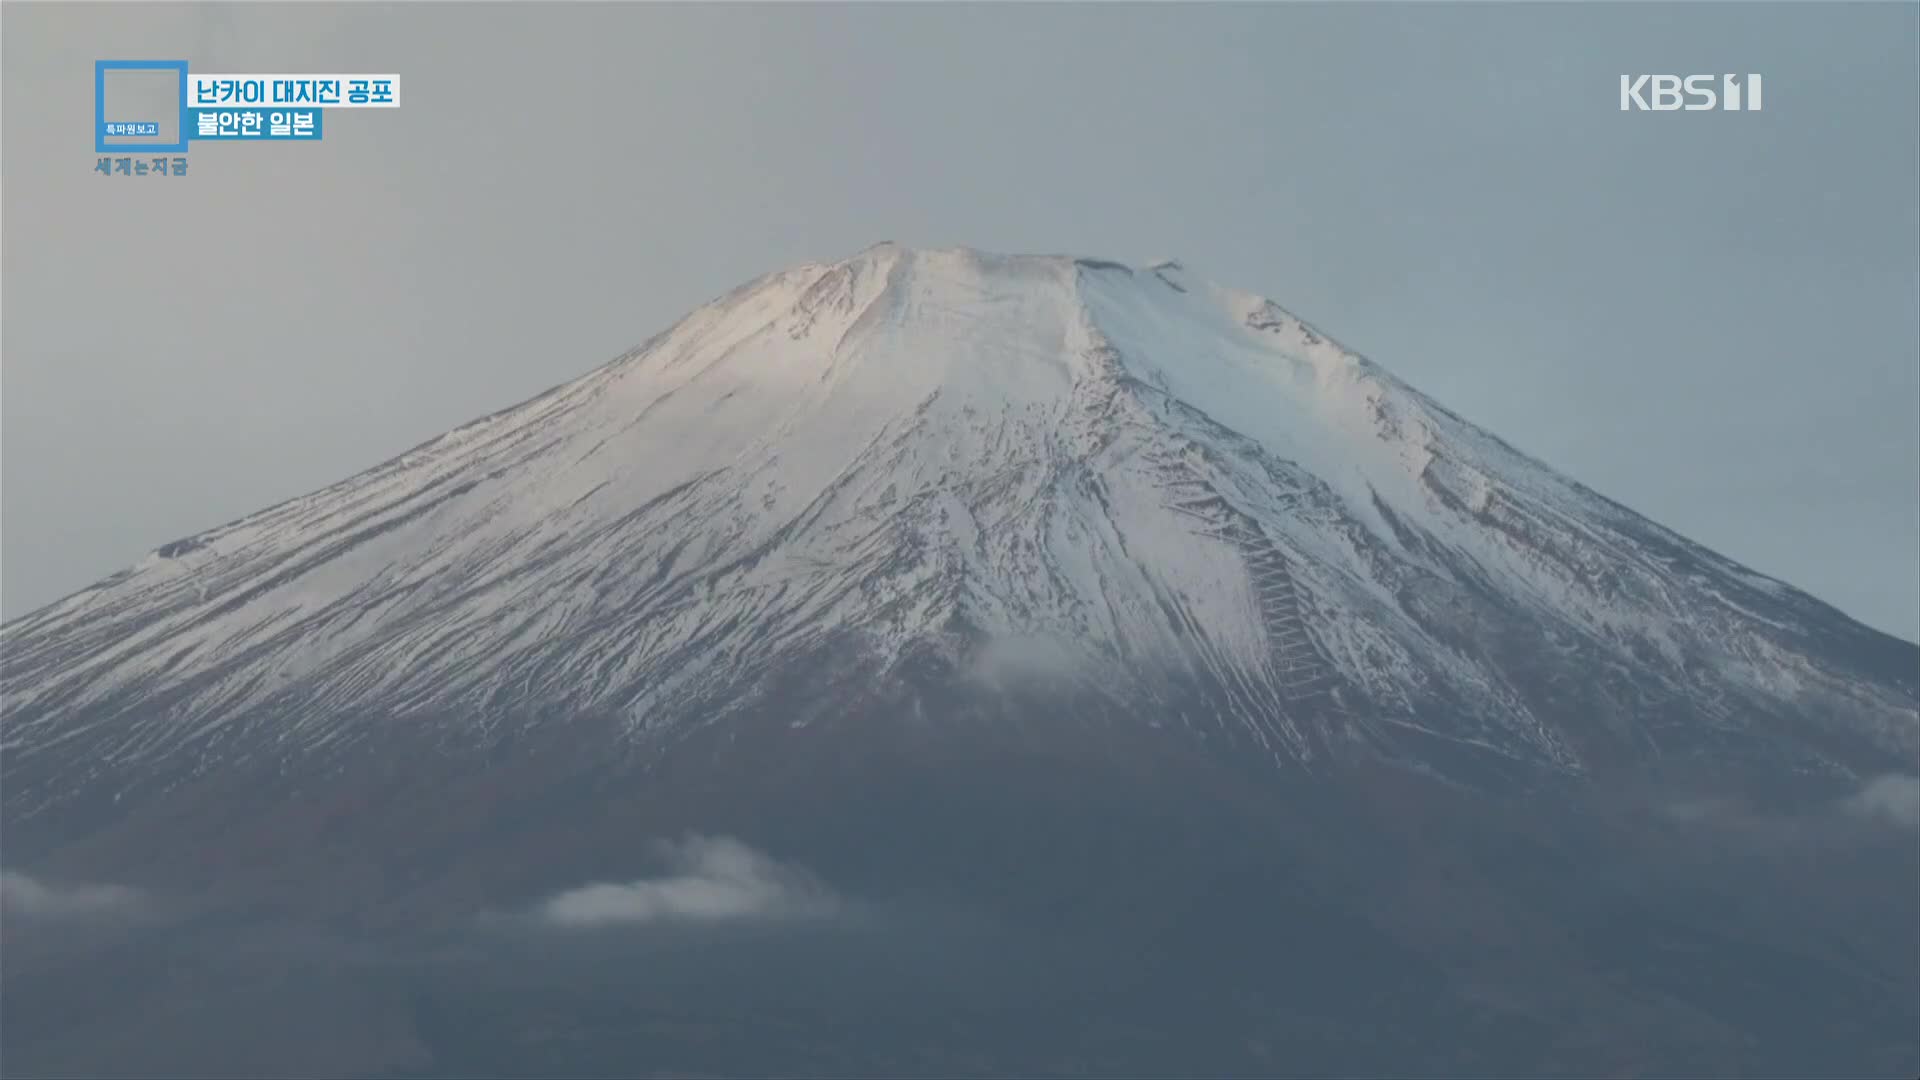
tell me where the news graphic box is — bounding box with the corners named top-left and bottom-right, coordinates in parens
top-left (187, 107), bottom-right (326, 141)
top-left (95, 60), bottom-right (189, 153)
top-left (187, 75), bottom-right (401, 108)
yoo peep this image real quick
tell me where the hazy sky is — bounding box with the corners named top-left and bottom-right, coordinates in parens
top-left (4, 2), bottom-right (1916, 640)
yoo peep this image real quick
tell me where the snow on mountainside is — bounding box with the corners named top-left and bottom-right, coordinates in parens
top-left (3, 244), bottom-right (1915, 808)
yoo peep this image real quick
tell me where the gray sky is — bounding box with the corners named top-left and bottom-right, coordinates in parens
top-left (4, 2), bottom-right (1916, 640)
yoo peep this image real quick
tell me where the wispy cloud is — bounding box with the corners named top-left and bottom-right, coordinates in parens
top-left (966, 633), bottom-right (1091, 692)
top-left (536, 836), bottom-right (841, 929)
top-left (1653, 773), bottom-right (1920, 837)
top-left (1843, 774), bottom-right (1920, 831)
top-left (0, 869), bottom-right (143, 919)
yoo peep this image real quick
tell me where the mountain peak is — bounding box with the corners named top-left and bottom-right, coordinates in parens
top-left (834, 243), bottom-right (1185, 281)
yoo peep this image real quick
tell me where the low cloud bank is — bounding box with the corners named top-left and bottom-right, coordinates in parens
top-left (1844, 774), bottom-right (1920, 831)
top-left (1654, 773), bottom-right (1920, 836)
top-left (0, 869), bottom-right (143, 919)
top-left (537, 836), bottom-right (841, 929)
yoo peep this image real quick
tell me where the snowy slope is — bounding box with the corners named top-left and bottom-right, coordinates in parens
top-left (3, 245), bottom-right (1915, 807)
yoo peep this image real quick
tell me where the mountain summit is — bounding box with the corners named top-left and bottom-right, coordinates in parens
top-left (4, 247), bottom-right (1917, 1078)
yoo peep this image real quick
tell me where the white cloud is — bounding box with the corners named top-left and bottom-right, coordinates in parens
top-left (1844, 774), bottom-right (1920, 831)
top-left (536, 836), bottom-right (841, 929)
top-left (0, 869), bottom-right (143, 919)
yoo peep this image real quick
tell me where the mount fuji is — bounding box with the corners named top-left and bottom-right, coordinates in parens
top-left (4, 245), bottom-right (1916, 1078)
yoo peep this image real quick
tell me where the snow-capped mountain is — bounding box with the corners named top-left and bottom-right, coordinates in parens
top-left (8, 245), bottom-right (1919, 1080)
top-left (3, 244), bottom-right (1914, 815)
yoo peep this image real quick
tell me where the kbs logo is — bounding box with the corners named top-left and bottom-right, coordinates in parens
top-left (1619, 74), bottom-right (1763, 111)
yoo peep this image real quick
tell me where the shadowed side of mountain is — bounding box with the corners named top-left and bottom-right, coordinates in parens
top-left (4, 681), bottom-right (1916, 1078)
